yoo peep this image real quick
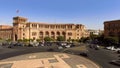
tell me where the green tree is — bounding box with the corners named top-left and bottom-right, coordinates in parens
top-left (17, 39), bottom-right (23, 42)
top-left (6, 39), bottom-right (12, 42)
top-left (44, 37), bottom-right (52, 42)
top-left (103, 36), bottom-right (119, 46)
top-left (0, 38), bottom-right (2, 40)
top-left (90, 34), bottom-right (98, 40)
top-left (79, 37), bottom-right (89, 43)
top-left (57, 36), bottom-right (65, 41)
top-left (23, 39), bottom-right (29, 42)
top-left (29, 39), bottom-right (34, 42)
top-left (36, 39), bottom-right (41, 42)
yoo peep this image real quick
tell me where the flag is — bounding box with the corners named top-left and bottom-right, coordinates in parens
top-left (16, 10), bottom-right (19, 13)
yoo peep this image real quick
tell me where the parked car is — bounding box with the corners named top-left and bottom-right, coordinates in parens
top-left (117, 50), bottom-right (120, 54)
top-left (94, 45), bottom-right (99, 50)
top-left (113, 48), bottom-right (120, 51)
top-left (58, 46), bottom-right (63, 49)
top-left (110, 60), bottom-right (120, 66)
top-left (106, 46), bottom-right (114, 50)
top-left (14, 42), bottom-right (24, 46)
top-left (65, 45), bottom-right (71, 48)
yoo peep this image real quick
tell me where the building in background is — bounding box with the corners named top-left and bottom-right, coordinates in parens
top-left (104, 20), bottom-right (120, 37)
top-left (0, 25), bottom-right (13, 40)
top-left (87, 29), bottom-right (103, 36)
top-left (0, 16), bottom-right (89, 41)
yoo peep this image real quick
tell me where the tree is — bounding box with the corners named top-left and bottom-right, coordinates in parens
top-left (44, 37), bottom-right (52, 42)
top-left (0, 38), bottom-right (2, 40)
top-left (6, 39), bottom-right (12, 42)
top-left (103, 36), bottom-right (119, 46)
top-left (79, 37), bottom-right (89, 43)
top-left (57, 36), bottom-right (65, 41)
top-left (29, 39), bottom-right (34, 42)
top-left (17, 39), bottom-right (23, 42)
top-left (23, 39), bottom-right (29, 42)
top-left (36, 39), bottom-right (41, 42)
top-left (67, 39), bottom-right (71, 42)
top-left (90, 34), bottom-right (98, 40)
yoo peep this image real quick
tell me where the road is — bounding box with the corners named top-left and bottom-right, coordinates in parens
top-left (0, 45), bottom-right (59, 60)
top-left (87, 45), bottom-right (120, 68)
top-left (0, 45), bottom-right (100, 68)
top-left (0, 44), bottom-right (120, 68)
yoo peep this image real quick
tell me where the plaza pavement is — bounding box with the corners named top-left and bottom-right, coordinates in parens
top-left (0, 52), bottom-right (100, 68)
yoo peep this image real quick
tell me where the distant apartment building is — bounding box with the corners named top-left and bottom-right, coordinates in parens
top-left (0, 16), bottom-right (89, 41)
top-left (87, 29), bottom-right (103, 36)
top-left (104, 20), bottom-right (120, 37)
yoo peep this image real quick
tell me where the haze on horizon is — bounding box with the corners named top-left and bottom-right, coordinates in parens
top-left (0, 0), bottom-right (120, 30)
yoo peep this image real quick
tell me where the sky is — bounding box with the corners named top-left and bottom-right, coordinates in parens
top-left (0, 0), bottom-right (120, 30)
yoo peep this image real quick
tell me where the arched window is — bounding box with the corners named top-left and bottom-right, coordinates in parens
top-left (62, 31), bottom-right (66, 36)
top-left (39, 31), bottom-right (43, 35)
top-left (45, 31), bottom-right (49, 36)
top-left (51, 31), bottom-right (55, 36)
top-left (57, 31), bottom-right (60, 36)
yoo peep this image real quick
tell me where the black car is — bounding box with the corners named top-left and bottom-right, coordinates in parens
top-left (117, 50), bottom-right (120, 54)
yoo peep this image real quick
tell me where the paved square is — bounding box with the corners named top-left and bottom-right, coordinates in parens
top-left (0, 52), bottom-right (100, 68)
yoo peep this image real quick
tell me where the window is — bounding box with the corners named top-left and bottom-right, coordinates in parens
top-left (32, 32), bottom-right (37, 36)
top-left (26, 24), bottom-right (30, 27)
top-left (69, 37), bottom-right (71, 39)
top-left (57, 31), bottom-right (60, 35)
top-left (23, 33), bottom-right (25, 36)
top-left (33, 37), bottom-right (36, 40)
top-left (32, 24), bottom-right (37, 28)
top-left (76, 25), bottom-right (79, 28)
top-left (68, 32), bottom-right (72, 36)
top-left (68, 25), bottom-right (72, 29)
top-left (45, 25), bottom-right (49, 28)
top-left (39, 32), bottom-right (43, 35)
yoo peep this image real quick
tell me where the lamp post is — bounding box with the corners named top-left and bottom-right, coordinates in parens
top-left (29, 23), bottom-right (30, 45)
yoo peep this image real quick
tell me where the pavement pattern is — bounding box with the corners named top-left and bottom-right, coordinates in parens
top-left (0, 52), bottom-right (100, 68)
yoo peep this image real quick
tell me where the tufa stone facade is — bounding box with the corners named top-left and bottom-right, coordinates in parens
top-left (0, 16), bottom-right (89, 41)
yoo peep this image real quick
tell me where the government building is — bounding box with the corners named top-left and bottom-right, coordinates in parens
top-left (104, 20), bottom-right (120, 37)
top-left (0, 16), bottom-right (89, 41)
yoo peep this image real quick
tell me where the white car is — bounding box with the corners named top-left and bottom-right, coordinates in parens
top-left (113, 48), bottom-right (120, 51)
top-left (65, 45), bottom-right (71, 48)
top-left (106, 46), bottom-right (114, 50)
top-left (58, 46), bottom-right (63, 49)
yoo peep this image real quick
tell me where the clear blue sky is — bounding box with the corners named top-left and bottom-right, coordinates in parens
top-left (0, 0), bottom-right (120, 30)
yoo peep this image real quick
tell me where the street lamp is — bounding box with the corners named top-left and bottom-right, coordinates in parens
top-left (29, 22), bottom-right (30, 45)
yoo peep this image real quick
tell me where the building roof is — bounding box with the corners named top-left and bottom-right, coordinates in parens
top-left (13, 16), bottom-right (27, 20)
top-left (0, 25), bottom-right (13, 29)
top-left (104, 20), bottom-right (120, 24)
top-left (28, 22), bottom-right (83, 26)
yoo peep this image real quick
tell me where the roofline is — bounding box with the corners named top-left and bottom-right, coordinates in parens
top-left (104, 19), bottom-right (120, 24)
